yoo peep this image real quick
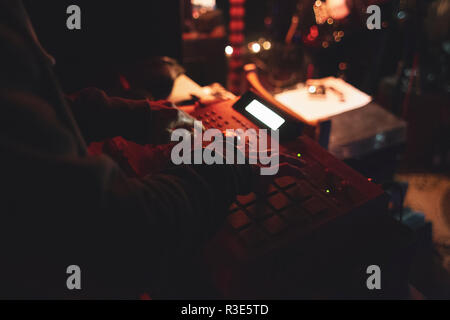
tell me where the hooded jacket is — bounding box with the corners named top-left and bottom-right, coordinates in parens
top-left (0, 0), bottom-right (253, 298)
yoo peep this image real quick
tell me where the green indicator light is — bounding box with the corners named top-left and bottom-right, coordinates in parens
top-left (297, 153), bottom-right (302, 158)
top-left (325, 189), bottom-right (331, 194)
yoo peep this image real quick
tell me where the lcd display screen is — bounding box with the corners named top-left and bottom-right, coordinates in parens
top-left (244, 99), bottom-right (286, 130)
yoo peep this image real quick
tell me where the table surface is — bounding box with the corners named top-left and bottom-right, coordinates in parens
top-left (328, 102), bottom-right (407, 160)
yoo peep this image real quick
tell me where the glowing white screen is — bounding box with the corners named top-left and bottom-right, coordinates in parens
top-left (245, 100), bottom-right (285, 130)
top-left (191, 0), bottom-right (216, 8)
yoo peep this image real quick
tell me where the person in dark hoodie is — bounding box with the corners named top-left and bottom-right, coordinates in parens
top-left (0, 0), bottom-right (304, 298)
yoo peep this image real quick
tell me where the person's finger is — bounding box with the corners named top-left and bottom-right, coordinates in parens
top-left (172, 121), bottom-right (195, 131)
top-left (247, 151), bottom-right (304, 168)
top-left (279, 153), bottom-right (307, 168)
top-left (277, 162), bottom-right (305, 179)
top-left (248, 152), bottom-right (280, 166)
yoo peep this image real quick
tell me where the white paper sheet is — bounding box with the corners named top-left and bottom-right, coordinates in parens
top-left (274, 77), bottom-right (372, 122)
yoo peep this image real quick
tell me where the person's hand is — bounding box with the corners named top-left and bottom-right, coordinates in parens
top-left (204, 137), bottom-right (305, 195)
top-left (148, 100), bottom-right (196, 144)
top-left (253, 153), bottom-right (306, 195)
top-left (231, 139), bottom-right (306, 194)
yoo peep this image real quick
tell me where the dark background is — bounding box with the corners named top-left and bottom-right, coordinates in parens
top-left (23, 0), bottom-right (183, 92)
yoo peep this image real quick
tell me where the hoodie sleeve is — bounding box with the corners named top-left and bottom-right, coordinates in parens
top-left (0, 86), bottom-right (256, 298)
top-left (66, 88), bottom-right (155, 145)
top-left (0, 10), bottom-right (256, 298)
